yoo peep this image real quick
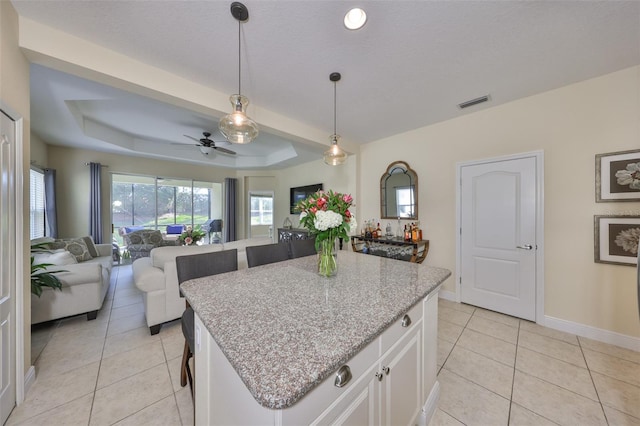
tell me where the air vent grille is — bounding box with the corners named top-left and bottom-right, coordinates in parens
top-left (458, 95), bottom-right (490, 109)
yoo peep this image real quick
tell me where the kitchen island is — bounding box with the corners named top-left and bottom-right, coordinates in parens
top-left (181, 250), bottom-right (450, 425)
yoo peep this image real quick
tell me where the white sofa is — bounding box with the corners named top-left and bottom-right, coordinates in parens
top-left (31, 242), bottom-right (113, 325)
top-left (133, 237), bottom-right (273, 334)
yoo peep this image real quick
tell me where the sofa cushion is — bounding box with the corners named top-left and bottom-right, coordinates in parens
top-left (32, 249), bottom-right (78, 266)
top-left (49, 238), bottom-right (93, 262)
top-left (166, 225), bottom-right (184, 234)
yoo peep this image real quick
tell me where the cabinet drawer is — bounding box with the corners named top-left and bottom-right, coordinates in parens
top-left (282, 337), bottom-right (379, 424)
top-left (380, 301), bottom-right (423, 355)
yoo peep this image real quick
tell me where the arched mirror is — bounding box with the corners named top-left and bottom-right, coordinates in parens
top-left (380, 161), bottom-right (418, 220)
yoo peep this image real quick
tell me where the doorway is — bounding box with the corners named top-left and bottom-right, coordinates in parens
top-left (248, 192), bottom-right (274, 239)
top-left (456, 151), bottom-right (544, 322)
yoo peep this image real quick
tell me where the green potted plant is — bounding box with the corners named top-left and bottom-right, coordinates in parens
top-left (121, 249), bottom-right (132, 264)
top-left (30, 242), bottom-right (64, 297)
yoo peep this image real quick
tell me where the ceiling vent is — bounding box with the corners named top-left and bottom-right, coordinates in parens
top-left (458, 95), bottom-right (490, 109)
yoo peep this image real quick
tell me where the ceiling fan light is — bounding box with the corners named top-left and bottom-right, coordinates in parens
top-left (219, 94), bottom-right (259, 144)
top-left (323, 134), bottom-right (347, 165)
top-left (199, 146), bottom-right (214, 156)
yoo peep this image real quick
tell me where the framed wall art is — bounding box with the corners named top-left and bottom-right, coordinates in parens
top-left (594, 215), bottom-right (640, 266)
top-left (595, 149), bottom-right (640, 202)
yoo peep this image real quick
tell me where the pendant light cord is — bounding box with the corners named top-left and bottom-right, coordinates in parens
top-left (333, 81), bottom-right (337, 136)
top-left (238, 19), bottom-right (242, 96)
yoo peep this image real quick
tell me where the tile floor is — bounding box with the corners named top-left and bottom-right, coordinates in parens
top-left (7, 265), bottom-right (194, 426)
top-left (432, 299), bottom-right (640, 426)
top-left (7, 265), bottom-right (640, 425)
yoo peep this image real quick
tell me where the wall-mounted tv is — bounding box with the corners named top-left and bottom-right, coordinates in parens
top-left (290, 183), bottom-right (323, 214)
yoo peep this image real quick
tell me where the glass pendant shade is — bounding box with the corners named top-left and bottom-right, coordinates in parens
top-left (323, 134), bottom-right (347, 165)
top-left (219, 94), bottom-right (259, 144)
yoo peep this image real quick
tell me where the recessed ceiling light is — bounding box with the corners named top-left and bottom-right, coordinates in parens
top-left (344, 8), bottom-right (367, 30)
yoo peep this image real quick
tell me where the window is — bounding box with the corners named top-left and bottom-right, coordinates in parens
top-left (111, 174), bottom-right (222, 245)
top-left (396, 186), bottom-right (415, 218)
top-left (250, 195), bottom-right (273, 226)
top-left (30, 168), bottom-right (46, 239)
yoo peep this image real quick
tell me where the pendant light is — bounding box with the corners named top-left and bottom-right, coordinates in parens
top-left (219, 2), bottom-right (259, 144)
top-left (323, 72), bottom-right (348, 166)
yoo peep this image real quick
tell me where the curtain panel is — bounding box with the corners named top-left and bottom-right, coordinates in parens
top-left (44, 168), bottom-right (58, 238)
top-left (89, 162), bottom-right (103, 243)
top-left (224, 177), bottom-right (237, 242)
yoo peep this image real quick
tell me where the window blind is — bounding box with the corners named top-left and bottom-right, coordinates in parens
top-left (30, 168), bottom-right (46, 239)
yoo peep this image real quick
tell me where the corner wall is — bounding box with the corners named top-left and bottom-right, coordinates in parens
top-left (359, 66), bottom-right (640, 338)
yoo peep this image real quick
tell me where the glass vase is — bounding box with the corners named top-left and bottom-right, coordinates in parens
top-left (317, 238), bottom-right (338, 278)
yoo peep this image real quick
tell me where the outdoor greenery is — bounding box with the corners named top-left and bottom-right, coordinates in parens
top-left (111, 178), bottom-right (214, 245)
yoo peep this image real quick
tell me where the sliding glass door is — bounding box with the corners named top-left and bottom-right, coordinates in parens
top-left (111, 174), bottom-right (222, 246)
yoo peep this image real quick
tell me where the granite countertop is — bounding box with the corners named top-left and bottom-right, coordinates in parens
top-left (181, 250), bottom-right (451, 410)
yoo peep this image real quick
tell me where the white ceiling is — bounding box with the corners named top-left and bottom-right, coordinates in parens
top-left (12, 0), bottom-right (640, 169)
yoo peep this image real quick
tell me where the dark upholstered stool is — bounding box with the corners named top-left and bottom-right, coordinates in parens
top-left (246, 243), bottom-right (290, 268)
top-left (175, 249), bottom-right (238, 396)
top-left (289, 238), bottom-right (317, 259)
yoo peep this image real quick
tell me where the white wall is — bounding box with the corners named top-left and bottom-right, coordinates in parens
top-left (272, 157), bottom-right (357, 246)
top-left (359, 66), bottom-right (640, 338)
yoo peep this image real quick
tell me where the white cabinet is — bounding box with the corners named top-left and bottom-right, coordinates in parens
top-left (194, 291), bottom-right (440, 426)
top-left (381, 327), bottom-right (422, 426)
top-left (312, 305), bottom-right (425, 426)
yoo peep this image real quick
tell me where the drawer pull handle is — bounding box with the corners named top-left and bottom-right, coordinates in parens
top-left (401, 314), bottom-right (412, 327)
top-left (334, 365), bottom-right (352, 388)
top-left (382, 366), bottom-right (390, 375)
top-left (375, 372), bottom-right (384, 381)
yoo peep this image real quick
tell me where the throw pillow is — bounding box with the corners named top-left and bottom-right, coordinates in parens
top-left (142, 230), bottom-right (164, 246)
top-left (80, 236), bottom-right (100, 258)
top-left (125, 232), bottom-right (145, 245)
top-left (32, 249), bottom-right (78, 266)
top-left (49, 238), bottom-right (93, 262)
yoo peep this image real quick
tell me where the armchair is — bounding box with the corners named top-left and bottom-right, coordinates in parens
top-left (123, 229), bottom-right (178, 260)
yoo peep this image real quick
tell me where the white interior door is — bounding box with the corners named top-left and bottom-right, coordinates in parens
top-left (0, 110), bottom-right (17, 423)
top-left (460, 155), bottom-right (538, 321)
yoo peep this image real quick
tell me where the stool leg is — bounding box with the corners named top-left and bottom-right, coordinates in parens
top-left (180, 340), bottom-right (190, 387)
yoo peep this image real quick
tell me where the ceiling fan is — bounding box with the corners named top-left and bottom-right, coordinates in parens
top-left (177, 132), bottom-right (236, 156)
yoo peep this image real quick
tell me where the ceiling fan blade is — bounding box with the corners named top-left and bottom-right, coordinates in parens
top-left (183, 135), bottom-right (201, 143)
top-left (171, 142), bottom-right (199, 147)
top-left (214, 146), bottom-right (236, 155)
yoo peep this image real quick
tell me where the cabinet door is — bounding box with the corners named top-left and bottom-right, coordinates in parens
top-left (380, 327), bottom-right (422, 426)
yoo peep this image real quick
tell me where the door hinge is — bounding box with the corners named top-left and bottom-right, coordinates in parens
top-left (459, 228), bottom-right (462, 235)
top-left (459, 277), bottom-right (462, 284)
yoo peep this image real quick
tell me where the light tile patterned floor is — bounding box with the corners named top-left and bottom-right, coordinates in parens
top-left (432, 299), bottom-right (640, 426)
top-left (7, 265), bottom-right (193, 426)
top-left (7, 266), bottom-right (640, 425)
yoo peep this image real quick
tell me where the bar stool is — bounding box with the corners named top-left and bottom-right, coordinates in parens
top-left (175, 249), bottom-right (238, 396)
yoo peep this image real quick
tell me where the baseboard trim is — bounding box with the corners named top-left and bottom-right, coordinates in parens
top-left (438, 289), bottom-right (457, 303)
top-left (544, 315), bottom-right (640, 352)
top-left (23, 366), bottom-right (35, 400)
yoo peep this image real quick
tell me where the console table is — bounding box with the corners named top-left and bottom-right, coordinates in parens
top-left (277, 228), bottom-right (311, 243)
top-left (351, 236), bottom-right (430, 264)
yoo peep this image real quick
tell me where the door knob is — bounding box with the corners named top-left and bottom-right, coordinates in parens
top-left (516, 244), bottom-right (533, 250)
